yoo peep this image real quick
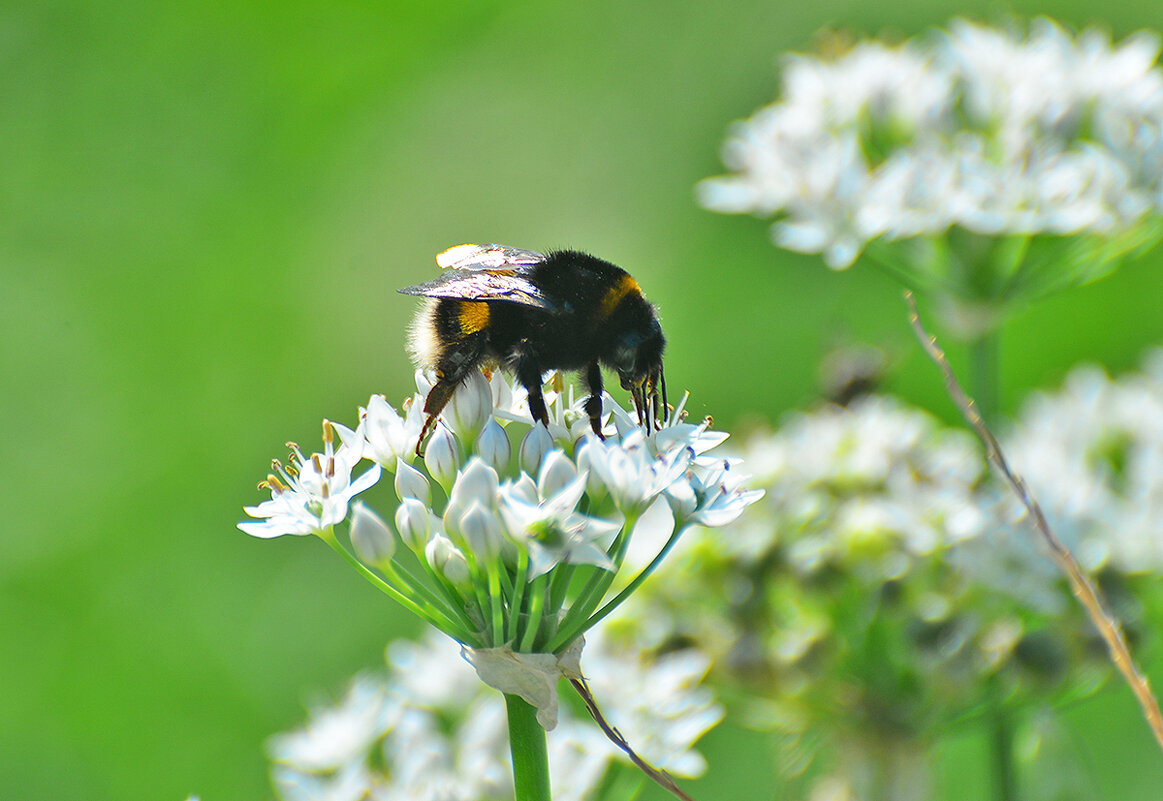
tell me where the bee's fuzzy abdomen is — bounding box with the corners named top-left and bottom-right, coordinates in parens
top-left (407, 299), bottom-right (444, 370)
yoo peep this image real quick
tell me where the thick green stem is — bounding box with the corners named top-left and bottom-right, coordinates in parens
top-left (505, 693), bottom-right (552, 801)
top-left (991, 708), bottom-right (1019, 801)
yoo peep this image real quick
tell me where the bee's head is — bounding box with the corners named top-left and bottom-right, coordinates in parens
top-left (611, 317), bottom-right (667, 429)
top-left (612, 321), bottom-right (663, 389)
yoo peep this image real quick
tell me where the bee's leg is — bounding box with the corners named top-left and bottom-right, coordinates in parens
top-left (416, 335), bottom-right (486, 455)
top-left (636, 386), bottom-right (648, 428)
top-left (514, 346), bottom-right (549, 428)
top-left (584, 361), bottom-right (605, 439)
top-left (647, 373), bottom-right (663, 431)
top-left (659, 367), bottom-right (668, 424)
top-left (415, 381), bottom-right (454, 455)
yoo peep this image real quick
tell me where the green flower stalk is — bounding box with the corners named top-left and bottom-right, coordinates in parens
top-left (241, 369), bottom-right (761, 801)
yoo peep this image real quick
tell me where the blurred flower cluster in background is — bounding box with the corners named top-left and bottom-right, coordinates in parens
top-left (268, 621), bottom-right (722, 801)
top-left (623, 347), bottom-right (1163, 799)
top-left (700, 17), bottom-right (1163, 338)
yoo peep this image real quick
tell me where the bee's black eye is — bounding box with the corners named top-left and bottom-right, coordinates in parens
top-left (614, 347), bottom-right (637, 374)
top-left (612, 333), bottom-right (645, 377)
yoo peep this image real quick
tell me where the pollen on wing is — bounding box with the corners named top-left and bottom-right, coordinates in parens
top-left (407, 299), bottom-right (442, 369)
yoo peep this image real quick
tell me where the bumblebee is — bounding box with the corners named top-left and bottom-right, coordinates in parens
top-left (399, 243), bottom-right (667, 452)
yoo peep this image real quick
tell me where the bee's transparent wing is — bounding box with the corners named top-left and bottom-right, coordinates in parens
top-left (435, 243), bottom-right (546, 271)
top-left (398, 268), bottom-right (552, 309)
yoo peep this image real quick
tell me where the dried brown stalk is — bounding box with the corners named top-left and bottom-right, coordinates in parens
top-left (904, 290), bottom-right (1163, 752)
top-left (570, 678), bottom-right (699, 801)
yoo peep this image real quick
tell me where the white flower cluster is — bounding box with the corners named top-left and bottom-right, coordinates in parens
top-left (616, 364), bottom-right (1163, 791)
top-left (700, 18), bottom-right (1163, 271)
top-left (734, 395), bottom-right (986, 580)
top-left (240, 369), bottom-right (760, 727)
top-left (239, 420), bottom-right (381, 540)
top-left (628, 396), bottom-right (993, 688)
top-left (1003, 349), bottom-right (1163, 574)
top-left (629, 391), bottom-right (1133, 745)
top-left (241, 369), bottom-right (755, 555)
top-left (267, 625), bottom-right (723, 801)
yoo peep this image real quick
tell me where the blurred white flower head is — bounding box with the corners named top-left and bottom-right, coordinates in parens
top-left (738, 395), bottom-right (985, 575)
top-left (268, 673), bottom-right (399, 772)
top-left (267, 624), bottom-right (722, 801)
top-left (700, 18), bottom-right (1163, 325)
top-left (625, 383), bottom-right (1151, 789)
top-left (1003, 350), bottom-right (1163, 573)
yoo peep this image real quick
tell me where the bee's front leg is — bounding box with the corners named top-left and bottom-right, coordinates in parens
top-left (514, 343), bottom-right (549, 428)
top-left (584, 361), bottom-right (605, 439)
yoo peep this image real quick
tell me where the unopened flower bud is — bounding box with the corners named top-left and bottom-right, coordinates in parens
top-left (538, 450), bottom-right (578, 500)
top-left (395, 497), bottom-right (431, 551)
top-left (460, 501), bottom-right (505, 559)
top-left (520, 424), bottom-right (553, 477)
top-left (394, 457), bottom-right (430, 505)
top-left (446, 369), bottom-right (492, 441)
top-left (488, 371), bottom-right (515, 411)
top-left (350, 502), bottom-right (395, 567)
top-left (426, 534), bottom-right (470, 585)
top-left (425, 424), bottom-right (461, 494)
top-left (575, 438), bottom-right (608, 505)
top-left (450, 458), bottom-right (501, 509)
top-left (476, 418), bottom-right (512, 473)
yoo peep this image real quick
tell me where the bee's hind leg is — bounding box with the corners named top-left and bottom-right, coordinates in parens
top-left (416, 335), bottom-right (486, 455)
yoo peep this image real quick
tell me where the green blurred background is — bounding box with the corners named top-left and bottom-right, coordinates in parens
top-left (4, 0), bottom-right (1163, 798)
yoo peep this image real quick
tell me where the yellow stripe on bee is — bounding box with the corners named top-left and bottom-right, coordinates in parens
top-left (458, 301), bottom-right (491, 334)
top-left (599, 274), bottom-right (641, 319)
